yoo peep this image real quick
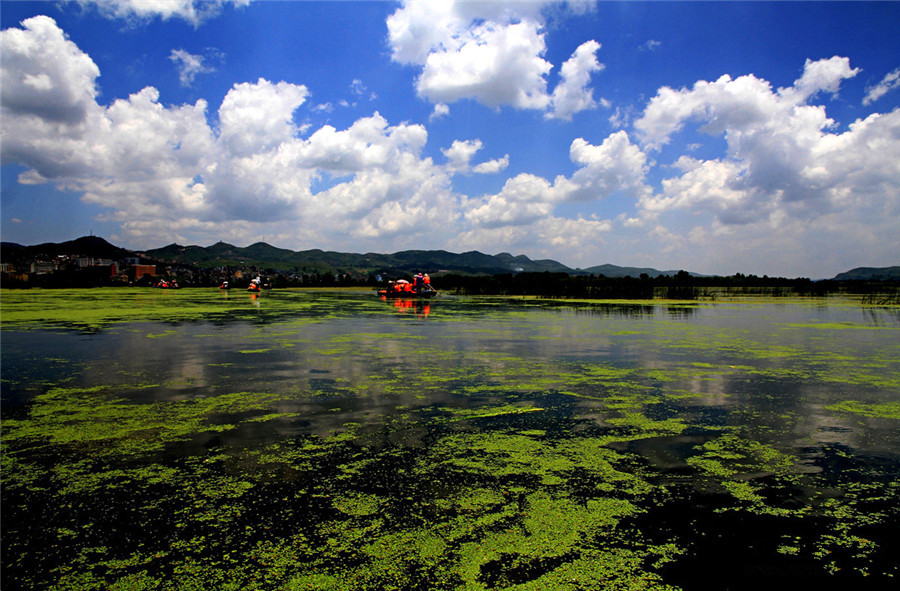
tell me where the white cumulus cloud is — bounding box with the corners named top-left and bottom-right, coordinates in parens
top-left (563, 132), bottom-right (652, 202)
top-left (169, 49), bottom-right (215, 86)
top-left (863, 67), bottom-right (900, 105)
top-left (632, 56), bottom-right (899, 239)
top-left (1, 15), bottom-right (100, 124)
top-left (430, 103), bottom-right (450, 120)
top-left (415, 20), bottom-right (552, 110)
top-left (472, 154), bottom-right (509, 175)
top-left (547, 40), bottom-right (604, 121)
top-left (442, 139), bottom-right (484, 173)
top-left (463, 131), bottom-right (652, 231)
top-left (441, 139), bottom-right (509, 175)
top-left (217, 78), bottom-right (309, 157)
top-left (73, 0), bottom-right (252, 26)
top-left (785, 56), bottom-right (859, 102)
top-left (387, 0), bottom-right (600, 117)
top-left (464, 174), bottom-right (556, 228)
top-left (0, 16), bottom-right (461, 249)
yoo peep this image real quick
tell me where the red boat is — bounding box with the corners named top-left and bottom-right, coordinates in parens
top-left (377, 279), bottom-right (437, 298)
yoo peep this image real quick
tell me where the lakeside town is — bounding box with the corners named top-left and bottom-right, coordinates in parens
top-left (0, 237), bottom-right (374, 290)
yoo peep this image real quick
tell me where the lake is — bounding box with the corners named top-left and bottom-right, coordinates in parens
top-left (2, 288), bottom-right (899, 590)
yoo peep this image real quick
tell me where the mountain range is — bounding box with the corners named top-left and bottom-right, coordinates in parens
top-left (140, 240), bottom-right (695, 277)
top-left (154, 242), bottom-right (685, 277)
top-left (0, 236), bottom-right (687, 277)
top-left (2, 236), bottom-right (897, 281)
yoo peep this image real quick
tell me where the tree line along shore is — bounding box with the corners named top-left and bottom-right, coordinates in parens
top-left (2, 264), bottom-right (898, 304)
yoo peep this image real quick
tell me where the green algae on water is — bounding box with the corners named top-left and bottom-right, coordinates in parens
top-left (3, 291), bottom-right (899, 589)
top-left (825, 400), bottom-right (900, 420)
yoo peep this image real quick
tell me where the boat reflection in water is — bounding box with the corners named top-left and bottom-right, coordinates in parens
top-left (383, 296), bottom-right (431, 318)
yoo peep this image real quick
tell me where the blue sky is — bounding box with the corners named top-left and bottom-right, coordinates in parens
top-left (2, 1), bottom-right (899, 277)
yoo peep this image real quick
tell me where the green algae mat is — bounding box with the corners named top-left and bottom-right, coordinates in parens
top-left (2, 288), bottom-right (899, 589)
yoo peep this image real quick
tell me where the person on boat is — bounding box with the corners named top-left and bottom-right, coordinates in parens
top-left (423, 274), bottom-right (431, 290)
top-left (414, 273), bottom-right (424, 293)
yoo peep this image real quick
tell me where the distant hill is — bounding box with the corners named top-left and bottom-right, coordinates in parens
top-left (140, 242), bottom-right (580, 275)
top-left (578, 263), bottom-right (686, 278)
top-left (144, 241), bottom-right (307, 268)
top-left (140, 241), bottom-right (692, 277)
top-left (832, 266), bottom-right (900, 281)
top-left (1, 236), bottom-right (134, 263)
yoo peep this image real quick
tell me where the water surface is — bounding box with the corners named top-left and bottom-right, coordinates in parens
top-left (2, 289), bottom-right (898, 589)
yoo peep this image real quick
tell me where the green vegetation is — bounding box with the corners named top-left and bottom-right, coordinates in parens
top-left (825, 400), bottom-right (900, 420)
top-left (0, 287), bottom-right (385, 331)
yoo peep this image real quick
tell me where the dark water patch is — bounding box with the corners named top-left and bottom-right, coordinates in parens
top-left (480, 551), bottom-right (577, 587)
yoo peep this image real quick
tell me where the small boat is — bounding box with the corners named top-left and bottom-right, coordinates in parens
top-left (377, 279), bottom-right (437, 298)
top-left (247, 277), bottom-right (262, 292)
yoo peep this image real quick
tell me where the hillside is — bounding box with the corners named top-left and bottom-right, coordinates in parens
top-left (139, 241), bottom-right (696, 277)
top-left (1, 236), bottom-right (134, 263)
top-left (832, 266), bottom-right (900, 281)
top-left (141, 242), bottom-right (579, 276)
top-left (579, 263), bottom-right (687, 278)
